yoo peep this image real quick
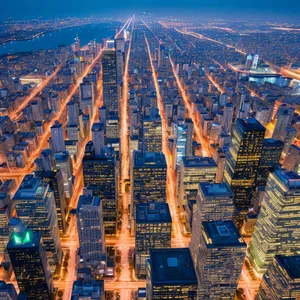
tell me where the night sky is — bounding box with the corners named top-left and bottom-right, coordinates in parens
top-left (1, 0), bottom-right (299, 20)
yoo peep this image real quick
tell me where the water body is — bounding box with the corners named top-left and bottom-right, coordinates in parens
top-left (0, 23), bottom-right (120, 55)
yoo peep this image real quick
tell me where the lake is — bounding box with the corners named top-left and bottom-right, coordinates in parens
top-left (0, 22), bottom-right (120, 55)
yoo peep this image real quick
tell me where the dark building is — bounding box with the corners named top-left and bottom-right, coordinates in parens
top-left (7, 228), bottom-right (53, 300)
top-left (82, 142), bottom-right (117, 235)
top-left (224, 118), bottom-right (265, 213)
top-left (147, 248), bottom-right (198, 299)
top-left (257, 138), bottom-right (283, 186)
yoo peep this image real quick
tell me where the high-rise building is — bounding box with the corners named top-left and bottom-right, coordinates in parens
top-left (248, 169), bottom-right (300, 274)
top-left (255, 255), bottom-right (300, 300)
top-left (213, 148), bottom-right (226, 183)
top-left (67, 100), bottom-right (79, 126)
top-left (143, 114), bottom-right (162, 153)
top-left (146, 248), bottom-right (198, 299)
top-left (106, 112), bottom-right (119, 139)
top-left (0, 281), bottom-right (17, 300)
top-left (190, 183), bottom-right (234, 264)
top-left (82, 142), bottom-right (118, 235)
top-left (102, 50), bottom-right (119, 112)
top-left (30, 100), bottom-right (43, 122)
top-left (77, 195), bottom-right (106, 267)
top-left (283, 127), bottom-right (296, 155)
top-left (50, 121), bottom-right (65, 154)
top-left (33, 170), bottom-right (67, 234)
top-left (71, 279), bottom-right (105, 300)
top-left (130, 151), bottom-right (167, 219)
top-left (273, 106), bottom-right (295, 141)
top-left (284, 144), bottom-right (300, 173)
top-left (222, 103), bottom-right (234, 135)
top-left (7, 228), bottom-right (53, 299)
top-left (196, 221), bottom-right (246, 299)
top-left (178, 156), bottom-right (217, 208)
top-left (257, 138), bottom-right (283, 186)
top-left (224, 118), bottom-right (265, 213)
top-left (135, 202), bottom-right (172, 278)
top-left (79, 82), bottom-right (95, 115)
top-left (54, 151), bottom-right (73, 199)
top-left (13, 175), bottom-right (62, 272)
top-left (91, 123), bottom-right (105, 156)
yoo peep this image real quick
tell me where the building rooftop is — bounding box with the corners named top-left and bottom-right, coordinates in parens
top-left (202, 221), bottom-right (246, 248)
top-left (7, 229), bottom-right (41, 249)
top-left (263, 138), bottom-right (284, 147)
top-left (71, 279), bottom-right (104, 299)
top-left (13, 175), bottom-right (46, 200)
top-left (200, 182), bottom-right (233, 197)
top-left (182, 156), bottom-right (217, 168)
top-left (133, 151), bottom-right (166, 168)
top-left (136, 202), bottom-right (171, 224)
top-left (276, 255), bottom-right (300, 279)
top-left (149, 248), bottom-right (198, 286)
top-left (275, 169), bottom-right (300, 190)
top-left (91, 122), bottom-right (104, 132)
top-left (236, 118), bottom-right (266, 132)
top-left (77, 195), bottom-right (101, 210)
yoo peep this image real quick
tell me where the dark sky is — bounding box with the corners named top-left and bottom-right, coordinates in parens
top-left (1, 0), bottom-right (299, 20)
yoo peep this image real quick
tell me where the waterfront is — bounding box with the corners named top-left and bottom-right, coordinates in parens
top-left (0, 22), bottom-right (120, 55)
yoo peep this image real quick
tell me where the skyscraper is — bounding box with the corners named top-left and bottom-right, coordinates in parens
top-left (143, 113), bottom-right (162, 153)
top-left (50, 121), bottom-right (65, 154)
top-left (255, 255), bottom-right (300, 300)
top-left (284, 144), bottom-right (300, 173)
top-left (222, 103), bottom-right (234, 135)
top-left (147, 248), bottom-right (198, 299)
top-left (135, 202), bottom-right (172, 278)
top-left (130, 151), bottom-right (167, 219)
top-left (196, 221), bottom-right (246, 299)
top-left (13, 175), bottom-right (62, 272)
top-left (91, 123), bottom-right (105, 156)
top-left (248, 169), bottom-right (300, 274)
top-left (79, 82), bottom-right (95, 115)
top-left (102, 49), bottom-right (119, 112)
top-left (77, 195), bottom-right (106, 267)
top-left (224, 118), bottom-right (265, 213)
top-left (7, 227), bottom-right (53, 299)
top-left (190, 182), bottom-right (234, 264)
top-left (272, 106), bottom-right (295, 141)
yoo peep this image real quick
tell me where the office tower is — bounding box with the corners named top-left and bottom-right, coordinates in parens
top-left (173, 119), bottom-right (194, 168)
top-left (106, 111), bottom-right (119, 139)
top-left (257, 138), bottom-right (283, 186)
top-left (67, 100), bottom-right (79, 126)
top-left (283, 127), bottom-right (296, 155)
top-left (273, 106), bottom-right (295, 141)
top-left (79, 82), bottom-right (95, 115)
top-left (256, 255), bottom-right (300, 300)
top-left (102, 49), bottom-right (119, 112)
top-left (0, 192), bottom-right (11, 259)
top-left (115, 36), bottom-right (125, 83)
top-left (252, 54), bottom-right (259, 69)
top-left (284, 144), bottom-right (300, 173)
top-left (77, 195), bottom-right (106, 268)
top-left (190, 183), bottom-right (234, 264)
top-left (256, 106), bottom-right (270, 125)
top-left (213, 148), bottom-right (226, 183)
top-left (7, 227), bottom-right (53, 299)
top-left (197, 221), bottom-right (246, 299)
top-left (146, 248), bottom-right (198, 299)
top-left (13, 175), bottom-right (62, 272)
top-left (54, 151), bottom-right (73, 199)
top-left (130, 151), bottom-right (167, 219)
top-left (40, 149), bottom-right (54, 172)
top-left (143, 114), bottom-right (162, 153)
top-left (66, 124), bottom-right (79, 141)
top-left (34, 170), bottom-right (67, 233)
top-left (30, 100), bottom-right (43, 122)
top-left (91, 123), bottom-right (105, 156)
top-left (245, 54), bottom-right (253, 70)
top-left (219, 93), bottom-right (228, 107)
top-left (178, 157), bottom-right (217, 208)
top-left (73, 36), bottom-right (81, 52)
top-left (50, 121), bottom-right (65, 154)
top-left (248, 169), bottom-right (300, 274)
top-left (222, 103), bottom-right (234, 135)
top-left (224, 118), bottom-right (265, 213)
top-left (71, 279), bottom-right (105, 300)
top-left (82, 142), bottom-right (117, 235)
top-left (0, 281), bottom-right (17, 300)
top-left (135, 202), bottom-right (172, 278)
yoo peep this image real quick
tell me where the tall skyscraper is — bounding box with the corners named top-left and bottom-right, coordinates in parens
top-left (91, 123), bottom-right (105, 156)
top-left (178, 156), bottom-right (217, 208)
top-left (257, 138), bottom-right (283, 186)
top-left (196, 221), bottom-right (246, 299)
top-left (79, 82), bottom-right (95, 115)
top-left (273, 106), bottom-right (295, 141)
top-left (7, 227), bottom-right (53, 299)
top-left (13, 175), bottom-right (62, 272)
top-left (82, 142), bottom-right (118, 235)
top-left (222, 103), bottom-right (234, 135)
top-left (147, 248), bottom-right (198, 299)
top-left (102, 49), bottom-right (119, 112)
top-left (284, 144), bottom-right (300, 173)
top-left (135, 202), bottom-right (172, 278)
top-left (130, 151), bottom-right (167, 219)
top-left (224, 118), bottom-right (265, 213)
top-left (190, 182), bottom-right (234, 264)
top-left (77, 195), bottom-right (106, 268)
top-left (248, 169), bottom-right (300, 274)
top-left (255, 255), bottom-right (300, 300)
top-left (143, 113), bottom-right (162, 153)
top-left (50, 121), bottom-right (65, 154)
top-left (67, 100), bottom-right (79, 126)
